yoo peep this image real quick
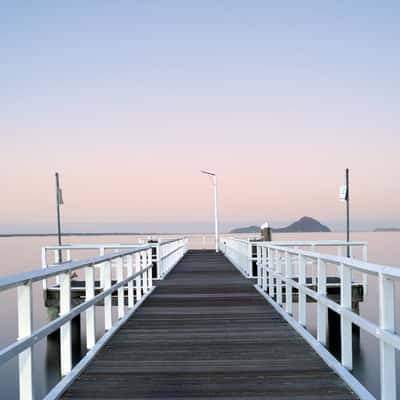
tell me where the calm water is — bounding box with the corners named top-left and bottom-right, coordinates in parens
top-left (0, 232), bottom-right (399, 399)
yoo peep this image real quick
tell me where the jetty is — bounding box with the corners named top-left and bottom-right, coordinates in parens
top-left (0, 237), bottom-right (398, 400)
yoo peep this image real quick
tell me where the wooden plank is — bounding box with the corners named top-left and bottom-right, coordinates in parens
top-left (63, 250), bottom-right (357, 399)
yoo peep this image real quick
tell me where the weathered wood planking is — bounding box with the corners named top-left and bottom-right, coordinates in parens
top-left (63, 250), bottom-right (357, 399)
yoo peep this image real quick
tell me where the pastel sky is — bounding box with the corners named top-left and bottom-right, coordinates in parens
top-left (1, 1), bottom-right (399, 233)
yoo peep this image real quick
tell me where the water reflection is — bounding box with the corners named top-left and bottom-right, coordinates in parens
top-left (45, 311), bottom-right (83, 391)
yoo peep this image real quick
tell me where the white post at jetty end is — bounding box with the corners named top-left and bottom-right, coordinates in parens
top-left (201, 170), bottom-right (219, 253)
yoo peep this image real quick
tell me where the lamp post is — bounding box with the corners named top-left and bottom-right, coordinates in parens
top-left (201, 170), bottom-right (219, 253)
top-left (55, 172), bottom-right (64, 262)
top-left (339, 168), bottom-right (350, 257)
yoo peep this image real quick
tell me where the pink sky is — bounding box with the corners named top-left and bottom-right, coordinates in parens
top-left (1, 111), bottom-right (399, 232)
top-left (1, 3), bottom-right (399, 232)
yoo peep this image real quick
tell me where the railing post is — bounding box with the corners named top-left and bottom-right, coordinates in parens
top-left (127, 254), bottom-right (134, 308)
top-left (336, 246), bottom-right (342, 277)
top-left (135, 252), bottom-right (142, 301)
top-left (117, 257), bottom-right (124, 319)
top-left (59, 271), bottom-right (72, 375)
top-left (142, 251), bottom-right (148, 293)
top-left (262, 247), bottom-right (268, 291)
top-left (285, 252), bottom-right (292, 315)
top-left (276, 250), bottom-right (282, 306)
top-left (147, 249), bottom-right (153, 289)
top-left (104, 261), bottom-right (112, 331)
top-left (379, 273), bottom-right (396, 400)
top-left (17, 282), bottom-right (33, 400)
top-left (256, 245), bottom-right (261, 287)
top-left (54, 249), bottom-right (60, 285)
top-left (247, 240), bottom-right (252, 277)
top-left (362, 245), bottom-right (368, 295)
top-left (268, 249), bottom-right (274, 297)
top-left (156, 243), bottom-right (161, 278)
top-left (340, 263), bottom-right (353, 370)
top-left (85, 264), bottom-right (96, 349)
top-left (311, 244), bottom-right (317, 285)
top-left (41, 248), bottom-right (47, 290)
top-left (317, 258), bottom-right (327, 346)
top-left (99, 247), bottom-right (105, 288)
top-left (298, 254), bottom-right (306, 327)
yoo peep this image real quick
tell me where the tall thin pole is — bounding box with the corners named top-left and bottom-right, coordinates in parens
top-left (346, 168), bottom-right (350, 257)
top-left (55, 172), bottom-right (63, 262)
top-left (201, 170), bottom-right (220, 253)
top-left (213, 175), bottom-right (219, 253)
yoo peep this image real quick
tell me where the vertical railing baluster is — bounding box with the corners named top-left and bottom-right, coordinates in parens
top-left (298, 254), bottom-right (306, 327)
top-left (379, 273), bottom-right (396, 400)
top-left (135, 252), bottom-right (142, 301)
top-left (156, 243), bottom-right (161, 278)
top-left (311, 244), bottom-right (316, 285)
top-left (54, 249), bottom-right (60, 286)
top-left (117, 257), bottom-right (124, 319)
top-left (262, 247), bottom-right (267, 291)
top-left (104, 261), bottom-right (112, 331)
top-left (99, 247), bottom-right (105, 288)
top-left (340, 263), bottom-right (352, 370)
top-left (85, 263), bottom-right (96, 349)
top-left (60, 271), bottom-right (72, 375)
top-left (317, 258), bottom-right (327, 346)
top-left (268, 249), bottom-right (274, 297)
top-left (127, 254), bottom-right (134, 308)
top-left (362, 245), bottom-right (368, 295)
top-left (256, 245), bottom-right (261, 287)
top-left (247, 240), bottom-right (252, 277)
top-left (336, 246), bottom-right (342, 277)
top-left (285, 251), bottom-right (292, 315)
top-left (142, 251), bottom-right (148, 294)
top-left (42, 248), bottom-right (47, 290)
top-left (147, 249), bottom-right (153, 289)
top-left (276, 251), bottom-right (282, 306)
top-left (17, 282), bottom-right (33, 400)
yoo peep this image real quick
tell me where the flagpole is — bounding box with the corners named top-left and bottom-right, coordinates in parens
top-left (55, 172), bottom-right (63, 262)
top-left (346, 168), bottom-right (350, 257)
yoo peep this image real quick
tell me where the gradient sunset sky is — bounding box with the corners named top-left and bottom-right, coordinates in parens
top-left (1, 1), bottom-right (399, 233)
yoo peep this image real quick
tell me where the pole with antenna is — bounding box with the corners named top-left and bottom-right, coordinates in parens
top-left (346, 168), bottom-right (350, 257)
top-left (55, 172), bottom-right (63, 262)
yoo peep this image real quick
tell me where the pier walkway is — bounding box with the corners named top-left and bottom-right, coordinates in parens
top-left (63, 250), bottom-right (356, 399)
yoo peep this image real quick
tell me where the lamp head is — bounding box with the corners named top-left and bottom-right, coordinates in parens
top-left (200, 170), bottom-right (216, 176)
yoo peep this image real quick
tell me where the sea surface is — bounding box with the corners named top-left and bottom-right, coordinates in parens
top-left (0, 232), bottom-right (399, 399)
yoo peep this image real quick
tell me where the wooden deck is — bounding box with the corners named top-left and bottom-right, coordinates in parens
top-left (63, 250), bottom-right (357, 399)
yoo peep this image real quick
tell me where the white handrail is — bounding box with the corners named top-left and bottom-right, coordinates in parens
top-left (0, 238), bottom-right (188, 400)
top-left (219, 237), bottom-right (368, 279)
top-left (41, 237), bottom-right (188, 285)
top-left (239, 242), bottom-right (396, 400)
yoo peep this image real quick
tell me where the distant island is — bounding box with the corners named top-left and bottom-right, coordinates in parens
top-left (230, 216), bottom-right (331, 234)
top-left (374, 228), bottom-right (400, 232)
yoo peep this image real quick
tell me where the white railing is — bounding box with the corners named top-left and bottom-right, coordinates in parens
top-left (249, 243), bottom-right (397, 400)
top-left (219, 238), bottom-right (368, 279)
top-left (219, 238), bottom-right (250, 276)
top-left (0, 238), bottom-right (188, 400)
top-left (42, 237), bottom-right (188, 288)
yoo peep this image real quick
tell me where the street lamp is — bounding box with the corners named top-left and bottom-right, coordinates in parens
top-left (339, 168), bottom-right (350, 257)
top-left (55, 172), bottom-right (64, 262)
top-left (201, 170), bottom-right (219, 253)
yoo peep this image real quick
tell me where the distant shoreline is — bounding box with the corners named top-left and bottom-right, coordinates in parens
top-left (0, 232), bottom-right (163, 238)
top-left (374, 228), bottom-right (400, 232)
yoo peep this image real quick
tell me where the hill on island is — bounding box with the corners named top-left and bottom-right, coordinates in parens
top-left (230, 216), bottom-right (331, 234)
